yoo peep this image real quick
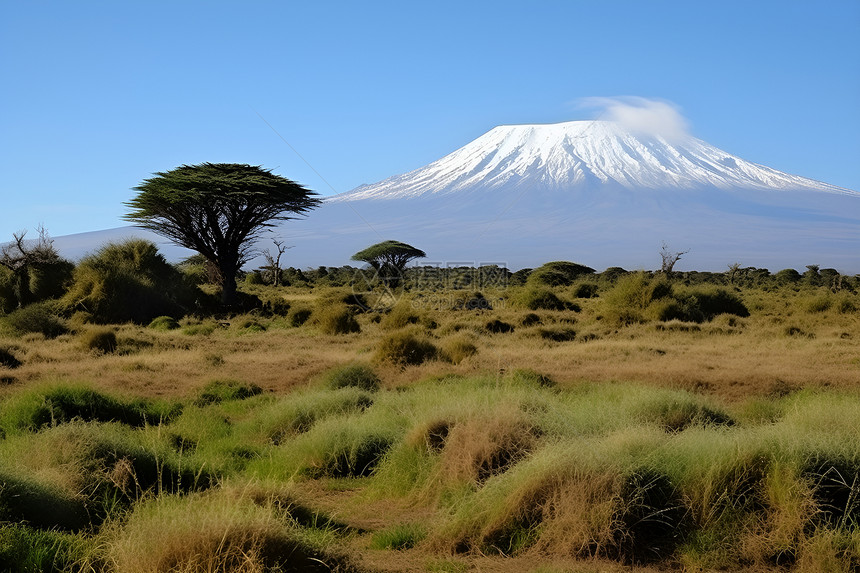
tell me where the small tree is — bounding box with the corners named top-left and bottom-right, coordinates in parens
top-left (125, 163), bottom-right (319, 306)
top-left (351, 240), bottom-right (426, 289)
top-left (659, 242), bottom-right (689, 275)
top-left (261, 238), bottom-right (290, 287)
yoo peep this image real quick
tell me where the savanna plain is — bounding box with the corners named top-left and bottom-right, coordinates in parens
top-left (1, 253), bottom-right (859, 573)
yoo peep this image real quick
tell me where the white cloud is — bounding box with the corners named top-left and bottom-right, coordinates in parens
top-left (577, 96), bottom-right (691, 142)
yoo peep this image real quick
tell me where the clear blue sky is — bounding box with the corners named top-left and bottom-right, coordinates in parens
top-left (1, 0), bottom-right (858, 237)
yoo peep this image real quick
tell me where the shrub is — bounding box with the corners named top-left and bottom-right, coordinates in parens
top-left (101, 493), bottom-right (350, 573)
top-left (194, 379), bottom-right (263, 406)
top-left (148, 315), bottom-right (179, 330)
top-left (1, 303), bottom-right (68, 338)
top-left (381, 301), bottom-right (424, 329)
top-left (0, 347), bottom-right (21, 369)
top-left (374, 330), bottom-right (437, 366)
top-left (485, 319), bottom-right (514, 334)
top-left (835, 296), bottom-right (857, 314)
top-left (535, 326), bottom-right (577, 342)
top-left (313, 304), bottom-right (360, 335)
top-left (520, 312), bottom-right (541, 326)
top-left (288, 306), bottom-right (313, 327)
top-left (60, 239), bottom-right (198, 324)
top-left (82, 328), bottom-right (118, 354)
top-left (806, 295), bottom-right (832, 313)
top-left (516, 288), bottom-right (572, 311)
top-left (573, 282), bottom-right (599, 298)
top-left (775, 268), bottom-right (802, 285)
top-left (321, 364), bottom-right (381, 392)
top-left (441, 336), bottom-right (478, 365)
top-left (527, 261), bottom-right (596, 288)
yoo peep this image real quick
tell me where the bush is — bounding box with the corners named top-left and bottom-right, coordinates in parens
top-left (0, 347), bottom-right (21, 369)
top-left (516, 288), bottom-right (574, 311)
top-left (313, 304), bottom-right (360, 335)
top-left (321, 364), bottom-right (380, 392)
top-left (485, 319), bottom-right (514, 334)
top-left (194, 379), bottom-right (263, 406)
top-left (520, 312), bottom-right (541, 326)
top-left (148, 315), bottom-right (180, 330)
top-left (2, 303), bottom-right (68, 338)
top-left (82, 328), bottom-right (118, 354)
top-left (288, 306), bottom-right (312, 327)
top-left (374, 330), bottom-right (437, 366)
top-left (381, 301), bottom-right (424, 329)
top-left (441, 336), bottom-right (478, 365)
top-left (573, 282), bottom-right (599, 298)
top-left (527, 261), bottom-right (595, 288)
top-left (535, 326), bottom-right (577, 342)
top-left (60, 240), bottom-right (198, 324)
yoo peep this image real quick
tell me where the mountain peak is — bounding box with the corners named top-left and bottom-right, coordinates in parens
top-left (333, 120), bottom-right (853, 201)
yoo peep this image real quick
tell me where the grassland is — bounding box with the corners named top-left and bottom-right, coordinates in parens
top-left (0, 275), bottom-right (858, 572)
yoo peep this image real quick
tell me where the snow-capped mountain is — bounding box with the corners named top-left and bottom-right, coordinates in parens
top-left (54, 120), bottom-right (860, 272)
top-left (333, 121), bottom-right (853, 201)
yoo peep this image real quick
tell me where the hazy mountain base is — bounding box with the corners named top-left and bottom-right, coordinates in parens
top-left (276, 186), bottom-right (860, 272)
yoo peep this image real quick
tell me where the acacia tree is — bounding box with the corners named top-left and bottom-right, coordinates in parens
top-left (125, 163), bottom-right (319, 306)
top-left (351, 240), bottom-right (426, 288)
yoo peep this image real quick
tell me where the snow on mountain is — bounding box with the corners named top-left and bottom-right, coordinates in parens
top-left (333, 121), bottom-right (854, 201)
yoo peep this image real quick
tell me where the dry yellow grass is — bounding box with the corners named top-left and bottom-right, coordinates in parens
top-left (2, 286), bottom-right (857, 402)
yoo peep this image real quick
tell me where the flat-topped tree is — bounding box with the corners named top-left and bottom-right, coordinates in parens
top-left (352, 240), bottom-right (426, 289)
top-left (125, 163), bottom-right (319, 306)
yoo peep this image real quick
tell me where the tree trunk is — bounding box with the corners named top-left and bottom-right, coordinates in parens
top-left (219, 266), bottom-right (238, 307)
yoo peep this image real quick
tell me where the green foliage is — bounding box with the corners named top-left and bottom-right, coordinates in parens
top-left (82, 328), bottom-right (118, 354)
top-left (1, 302), bottom-right (68, 338)
top-left (0, 524), bottom-right (89, 572)
top-left (374, 330), bottom-right (437, 365)
top-left (515, 287), bottom-right (575, 311)
top-left (526, 261), bottom-right (596, 288)
top-left (60, 240), bottom-right (198, 324)
top-left (604, 273), bottom-right (747, 325)
top-left (148, 315), bottom-right (180, 330)
top-left (352, 240), bottom-right (426, 288)
top-left (775, 268), bottom-right (802, 285)
top-left (321, 364), bottom-right (380, 392)
top-left (194, 379), bottom-right (263, 406)
top-left (369, 523), bottom-right (427, 550)
top-left (0, 383), bottom-right (179, 435)
top-left (312, 304), bottom-right (361, 335)
top-left (125, 163), bottom-right (321, 306)
top-left (0, 228), bottom-right (74, 309)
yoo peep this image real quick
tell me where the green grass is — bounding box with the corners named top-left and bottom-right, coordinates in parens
top-left (0, 376), bottom-right (857, 570)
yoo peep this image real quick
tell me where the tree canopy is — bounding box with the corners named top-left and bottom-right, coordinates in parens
top-left (124, 163), bottom-right (319, 305)
top-left (351, 240), bottom-right (426, 288)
